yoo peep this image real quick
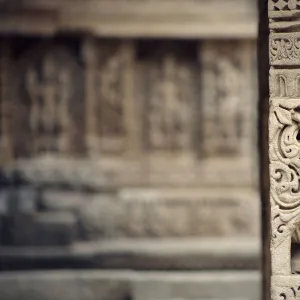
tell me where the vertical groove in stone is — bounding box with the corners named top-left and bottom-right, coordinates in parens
top-left (258, 0), bottom-right (270, 299)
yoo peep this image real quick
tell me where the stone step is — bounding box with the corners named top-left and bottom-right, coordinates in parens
top-left (0, 238), bottom-right (260, 271)
top-left (0, 270), bottom-right (261, 300)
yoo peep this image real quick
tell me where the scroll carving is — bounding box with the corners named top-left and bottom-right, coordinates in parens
top-left (268, 0), bottom-right (300, 294)
top-left (270, 69), bottom-right (300, 98)
top-left (270, 33), bottom-right (300, 66)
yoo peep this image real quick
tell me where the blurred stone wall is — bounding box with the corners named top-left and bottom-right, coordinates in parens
top-left (0, 1), bottom-right (261, 299)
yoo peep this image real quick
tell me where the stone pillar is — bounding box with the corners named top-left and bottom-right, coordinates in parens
top-left (267, 0), bottom-right (300, 298)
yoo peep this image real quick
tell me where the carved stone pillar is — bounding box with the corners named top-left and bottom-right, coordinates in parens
top-left (268, 0), bottom-right (300, 298)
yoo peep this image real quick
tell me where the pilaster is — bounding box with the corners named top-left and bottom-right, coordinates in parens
top-left (268, 0), bottom-right (300, 298)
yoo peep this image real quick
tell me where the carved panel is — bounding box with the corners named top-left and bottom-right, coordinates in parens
top-left (121, 189), bottom-right (259, 238)
top-left (18, 43), bottom-right (84, 156)
top-left (201, 41), bottom-right (255, 157)
top-left (83, 39), bottom-right (135, 154)
top-left (270, 69), bottom-right (300, 98)
top-left (269, 33), bottom-right (300, 66)
top-left (144, 44), bottom-right (196, 152)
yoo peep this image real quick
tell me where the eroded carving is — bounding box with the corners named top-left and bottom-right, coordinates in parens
top-left (84, 40), bottom-right (135, 153)
top-left (20, 45), bottom-right (83, 155)
top-left (202, 41), bottom-right (254, 157)
top-left (146, 52), bottom-right (194, 151)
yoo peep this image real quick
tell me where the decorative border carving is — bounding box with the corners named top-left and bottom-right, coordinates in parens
top-left (269, 0), bottom-right (300, 16)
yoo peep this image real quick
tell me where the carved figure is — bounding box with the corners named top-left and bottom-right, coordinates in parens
top-left (25, 53), bottom-right (71, 153)
top-left (148, 53), bottom-right (192, 151)
top-left (21, 45), bottom-right (82, 155)
top-left (202, 42), bottom-right (250, 157)
top-left (98, 47), bottom-right (124, 138)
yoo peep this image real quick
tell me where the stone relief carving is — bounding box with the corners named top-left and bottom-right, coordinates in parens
top-left (269, 97), bottom-right (300, 271)
top-left (201, 42), bottom-right (253, 157)
top-left (83, 40), bottom-right (135, 154)
top-left (270, 69), bottom-right (300, 98)
top-left (146, 51), bottom-right (194, 151)
top-left (269, 33), bottom-right (300, 66)
top-left (269, 5), bottom-right (300, 296)
top-left (20, 45), bottom-right (83, 155)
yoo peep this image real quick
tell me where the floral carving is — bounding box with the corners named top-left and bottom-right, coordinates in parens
top-left (270, 34), bottom-right (300, 65)
top-left (275, 286), bottom-right (300, 300)
top-left (270, 98), bottom-right (300, 248)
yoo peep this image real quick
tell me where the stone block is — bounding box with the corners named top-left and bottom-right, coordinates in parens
top-left (78, 194), bottom-right (124, 240)
top-left (0, 270), bottom-right (261, 300)
top-left (9, 214), bottom-right (35, 246)
top-left (0, 237), bottom-right (260, 270)
top-left (33, 212), bottom-right (77, 246)
top-left (16, 187), bottom-right (37, 213)
top-left (0, 188), bottom-right (9, 215)
top-left (132, 271), bottom-right (261, 300)
top-left (0, 270), bottom-right (132, 300)
top-left (41, 190), bottom-right (87, 212)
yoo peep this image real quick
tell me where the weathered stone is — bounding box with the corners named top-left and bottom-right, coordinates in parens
top-left (0, 238), bottom-right (260, 270)
top-left (33, 212), bottom-right (77, 246)
top-left (0, 188), bottom-right (9, 214)
top-left (132, 271), bottom-right (261, 300)
top-left (120, 188), bottom-right (260, 238)
top-left (78, 195), bottom-right (124, 240)
top-left (0, 270), bottom-right (260, 300)
top-left (267, 2), bottom-right (300, 299)
top-left (9, 214), bottom-right (35, 246)
top-left (0, 0), bottom-right (260, 286)
top-left (15, 186), bottom-right (37, 213)
top-left (41, 190), bottom-right (87, 212)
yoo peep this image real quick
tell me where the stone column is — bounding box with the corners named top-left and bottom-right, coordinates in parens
top-left (268, 0), bottom-right (300, 298)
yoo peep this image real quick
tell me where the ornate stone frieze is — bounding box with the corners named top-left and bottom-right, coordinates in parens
top-left (269, 0), bottom-right (300, 18)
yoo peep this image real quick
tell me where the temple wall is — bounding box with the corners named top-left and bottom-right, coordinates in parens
top-left (0, 1), bottom-right (261, 299)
